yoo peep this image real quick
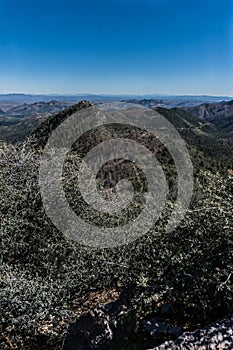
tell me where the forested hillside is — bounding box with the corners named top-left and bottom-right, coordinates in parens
top-left (0, 101), bottom-right (232, 349)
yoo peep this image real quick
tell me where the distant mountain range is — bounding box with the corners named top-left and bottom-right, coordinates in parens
top-left (0, 101), bottom-right (73, 142)
top-left (0, 97), bottom-right (232, 156)
top-left (5, 100), bottom-right (73, 117)
top-left (122, 96), bottom-right (233, 108)
top-left (28, 100), bottom-right (232, 174)
top-left (0, 93), bottom-right (232, 105)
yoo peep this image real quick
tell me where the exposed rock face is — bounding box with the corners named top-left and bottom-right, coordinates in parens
top-left (151, 314), bottom-right (233, 350)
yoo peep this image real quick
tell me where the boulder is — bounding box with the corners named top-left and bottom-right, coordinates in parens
top-left (143, 319), bottom-right (183, 338)
top-left (149, 314), bottom-right (233, 350)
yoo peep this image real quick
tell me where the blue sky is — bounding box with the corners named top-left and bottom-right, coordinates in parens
top-left (0, 0), bottom-right (232, 95)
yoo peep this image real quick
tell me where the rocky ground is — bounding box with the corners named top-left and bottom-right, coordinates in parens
top-left (153, 314), bottom-right (233, 350)
top-left (64, 290), bottom-right (233, 350)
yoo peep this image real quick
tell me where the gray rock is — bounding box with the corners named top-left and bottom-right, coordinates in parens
top-left (143, 319), bottom-right (183, 338)
top-left (149, 314), bottom-right (233, 350)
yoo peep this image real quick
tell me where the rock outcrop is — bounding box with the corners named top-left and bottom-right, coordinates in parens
top-left (151, 314), bottom-right (233, 350)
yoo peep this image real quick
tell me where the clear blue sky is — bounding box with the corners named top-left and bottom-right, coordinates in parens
top-left (0, 0), bottom-right (232, 95)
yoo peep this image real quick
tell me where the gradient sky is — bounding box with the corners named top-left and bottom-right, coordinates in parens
top-left (0, 0), bottom-right (232, 95)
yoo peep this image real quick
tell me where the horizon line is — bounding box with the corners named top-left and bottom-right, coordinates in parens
top-left (0, 92), bottom-right (232, 98)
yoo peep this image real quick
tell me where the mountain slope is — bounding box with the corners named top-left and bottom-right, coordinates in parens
top-left (0, 100), bottom-right (75, 142)
top-left (31, 101), bottom-right (232, 175)
top-left (188, 100), bottom-right (233, 147)
top-left (6, 100), bottom-right (73, 117)
top-left (188, 100), bottom-right (233, 120)
top-left (31, 100), bottom-right (93, 146)
top-left (154, 107), bottom-right (233, 172)
top-left (1, 100), bottom-right (232, 349)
